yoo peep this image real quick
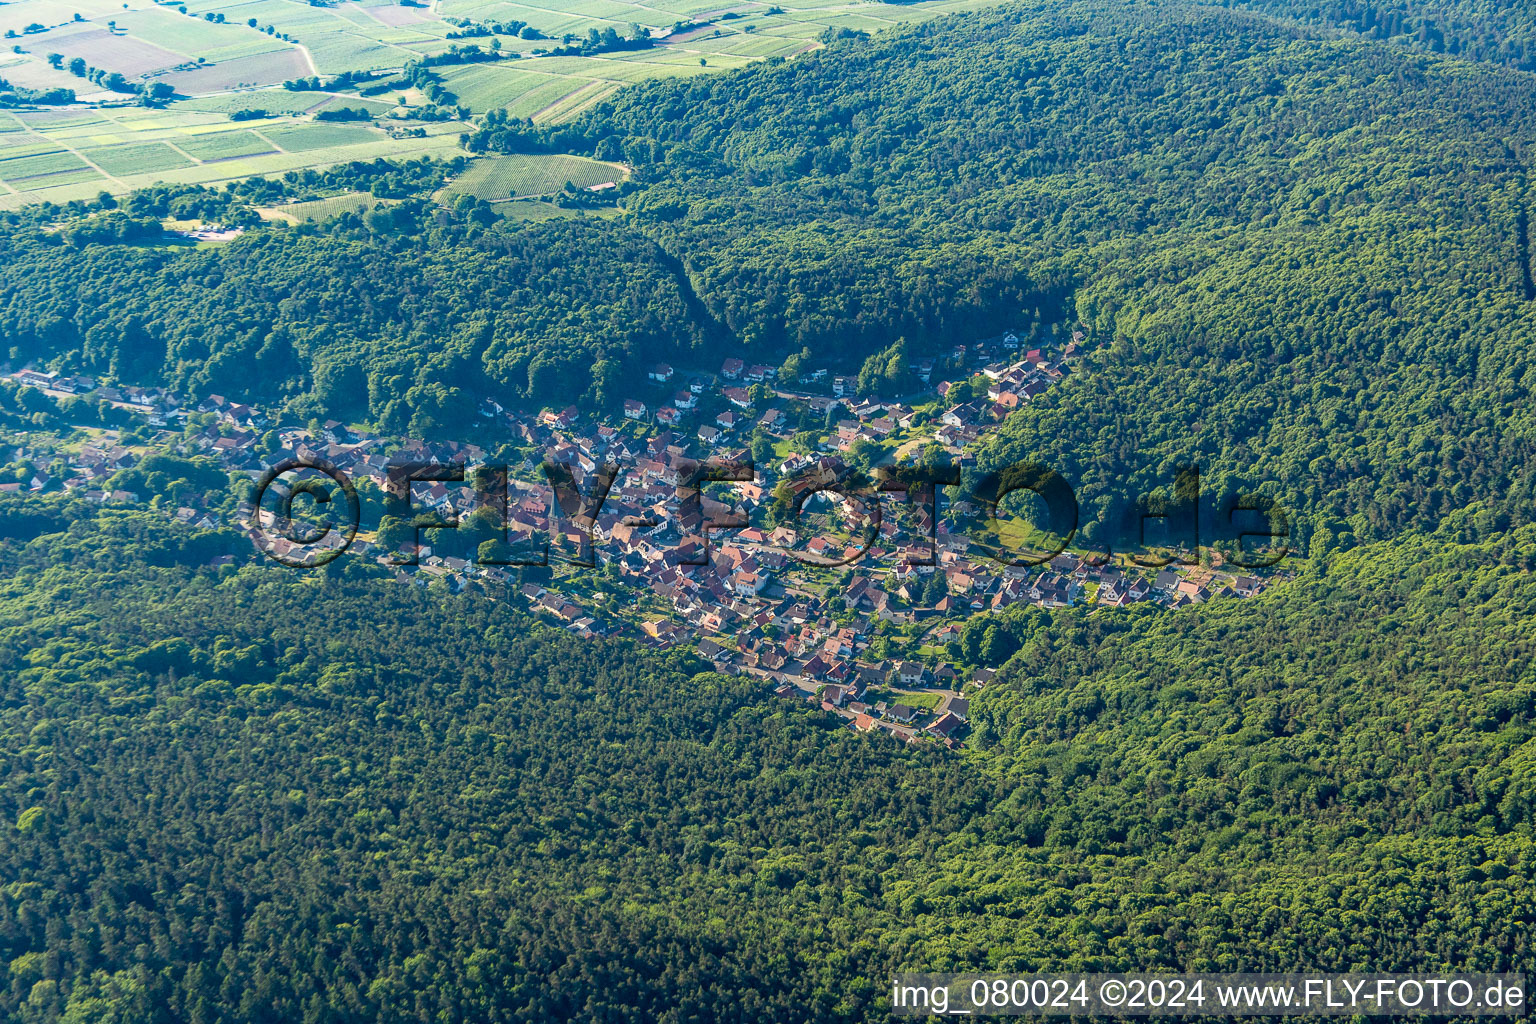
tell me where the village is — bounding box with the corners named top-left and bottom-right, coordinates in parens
top-left (0, 323), bottom-right (1284, 748)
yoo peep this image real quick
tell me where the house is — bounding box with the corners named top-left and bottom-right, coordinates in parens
top-left (623, 400), bottom-right (647, 420)
top-left (731, 570), bottom-right (766, 597)
top-left (655, 406), bottom-right (681, 426)
top-left (673, 390), bottom-right (696, 410)
top-left (697, 638), bottom-right (734, 665)
top-left (886, 703), bottom-right (916, 724)
top-left (723, 387), bottom-right (753, 409)
top-left (716, 411), bottom-right (739, 431)
top-left (927, 711), bottom-right (963, 737)
top-left (539, 406), bottom-right (580, 429)
top-left (891, 660), bottom-right (927, 686)
top-left (941, 404), bottom-right (978, 428)
top-left (720, 358), bottom-right (745, 379)
top-left (857, 662), bottom-right (888, 689)
top-left (1176, 579), bottom-right (1210, 603)
top-left (648, 363), bottom-right (674, 383)
top-left (936, 694), bottom-right (968, 721)
top-left (1099, 585), bottom-right (1134, 608)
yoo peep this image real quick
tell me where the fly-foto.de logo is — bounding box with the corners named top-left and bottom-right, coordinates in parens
top-left (246, 454), bottom-right (1289, 571)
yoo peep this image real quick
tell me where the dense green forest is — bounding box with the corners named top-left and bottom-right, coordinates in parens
top-left (3, 3), bottom-right (1536, 1018)
top-left (0, 500), bottom-right (1530, 1021)
top-left (1230, 0), bottom-right (1536, 69)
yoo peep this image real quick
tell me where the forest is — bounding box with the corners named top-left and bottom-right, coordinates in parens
top-left (1231, 0), bottom-right (1536, 69)
top-left (1, 0), bottom-right (1535, 1019)
top-left (0, 497), bottom-right (1530, 1021)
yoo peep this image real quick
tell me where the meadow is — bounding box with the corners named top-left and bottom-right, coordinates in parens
top-left (435, 151), bottom-right (625, 200)
top-left (256, 190), bottom-right (400, 222)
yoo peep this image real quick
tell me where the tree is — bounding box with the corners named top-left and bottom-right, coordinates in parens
top-left (779, 346), bottom-right (812, 383)
top-left (375, 514), bottom-right (412, 551)
top-left (749, 430), bottom-right (774, 468)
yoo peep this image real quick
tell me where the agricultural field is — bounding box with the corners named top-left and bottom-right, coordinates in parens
top-left (260, 120), bottom-right (383, 152)
top-left (0, 0), bottom-right (1006, 205)
top-left (256, 190), bottom-right (400, 223)
top-left (0, 103), bottom-right (468, 208)
top-left (173, 0), bottom-right (454, 74)
top-left (78, 139), bottom-right (195, 174)
top-left (496, 196), bottom-right (623, 221)
top-left (435, 152), bottom-right (625, 200)
top-left (3, 0), bottom-right (306, 94)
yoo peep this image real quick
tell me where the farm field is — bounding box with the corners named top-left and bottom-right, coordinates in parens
top-left (496, 196), bottom-right (623, 221)
top-left (0, 0), bottom-right (1007, 203)
top-left (435, 152), bottom-right (625, 200)
top-left (3, 0), bottom-right (307, 95)
top-left (412, 0), bottom-right (1002, 115)
top-left (0, 103), bottom-right (470, 209)
top-left (256, 191), bottom-right (401, 223)
top-left (79, 140), bottom-right (196, 174)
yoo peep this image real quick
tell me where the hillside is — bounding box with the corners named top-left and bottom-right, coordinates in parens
top-left (1233, 0), bottom-right (1536, 69)
top-left (1, 1), bottom-right (1535, 1018)
top-left (501, 0), bottom-right (1536, 546)
top-left (0, 499), bottom-right (1529, 1020)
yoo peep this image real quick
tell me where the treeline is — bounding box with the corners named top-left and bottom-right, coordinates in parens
top-left (543, 25), bottom-right (652, 58)
top-left (0, 76), bottom-right (74, 106)
top-left (0, 203), bottom-right (703, 429)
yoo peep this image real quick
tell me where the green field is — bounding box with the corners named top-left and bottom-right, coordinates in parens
top-left (0, 148), bottom-right (88, 180)
top-left (0, 0), bottom-right (1007, 205)
top-left (0, 103), bottom-right (470, 209)
top-left (261, 121), bottom-right (386, 153)
top-left (258, 191), bottom-right (401, 223)
top-left (437, 153), bottom-right (625, 201)
top-left (177, 91), bottom-right (337, 116)
top-left (80, 140), bottom-right (197, 175)
top-left (173, 128), bottom-right (278, 161)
